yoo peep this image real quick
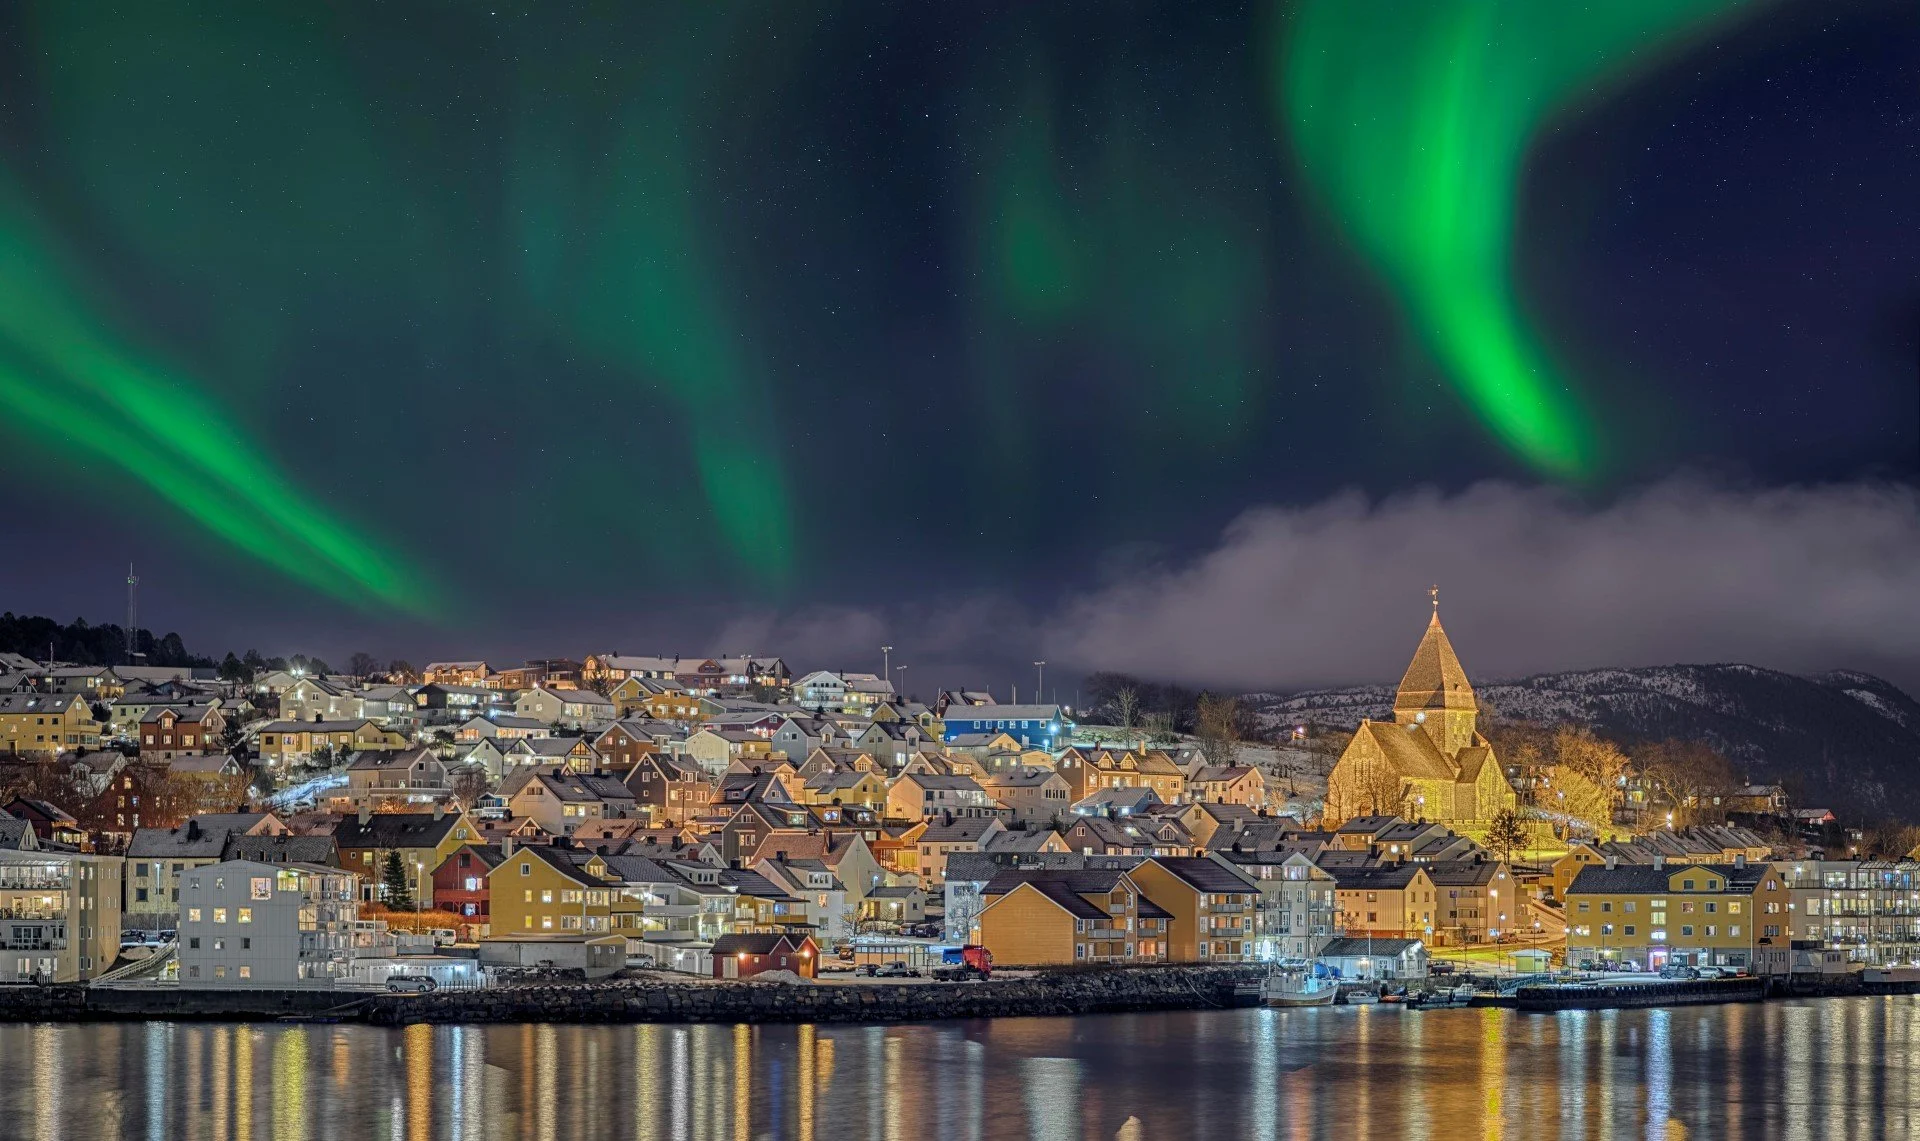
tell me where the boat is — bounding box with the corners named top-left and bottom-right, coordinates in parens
top-left (1262, 970), bottom-right (1337, 1008)
top-left (1342, 987), bottom-right (1380, 1006)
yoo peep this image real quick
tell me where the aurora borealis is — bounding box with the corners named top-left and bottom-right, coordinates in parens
top-left (0, 1), bottom-right (1912, 660)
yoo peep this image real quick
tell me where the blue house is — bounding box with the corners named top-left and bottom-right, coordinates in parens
top-left (940, 704), bottom-right (1072, 748)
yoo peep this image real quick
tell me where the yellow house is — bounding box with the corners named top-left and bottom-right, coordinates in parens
top-left (1127, 856), bottom-right (1262, 962)
top-left (1329, 864), bottom-right (1440, 940)
top-left (256, 719), bottom-right (409, 765)
top-left (488, 844), bottom-right (615, 936)
top-left (798, 769), bottom-right (888, 809)
top-left (0, 693), bottom-right (102, 756)
top-left (976, 867), bottom-right (1171, 966)
top-left (1565, 859), bottom-right (1766, 970)
top-left (332, 810), bottom-right (482, 907)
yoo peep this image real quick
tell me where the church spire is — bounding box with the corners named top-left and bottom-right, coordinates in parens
top-left (1394, 589), bottom-right (1477, 752)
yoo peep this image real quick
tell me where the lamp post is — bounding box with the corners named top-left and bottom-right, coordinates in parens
top-left (880, 646), bottom-right (893, 683)
top-left (1034, 661), bottom-right (1046, 703)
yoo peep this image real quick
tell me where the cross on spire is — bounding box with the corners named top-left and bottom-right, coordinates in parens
top-left (1429, 584), bottom-right (1439, 612)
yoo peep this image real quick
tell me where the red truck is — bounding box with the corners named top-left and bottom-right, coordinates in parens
top-left (931, 945), bottom-right (994, 981)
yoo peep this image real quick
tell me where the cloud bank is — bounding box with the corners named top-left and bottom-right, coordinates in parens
top-left (1043, 479), bottom-right (1920, 692)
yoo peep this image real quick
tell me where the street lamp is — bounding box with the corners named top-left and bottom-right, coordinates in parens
top-left (1034, 661), bottom-right (1046, 703)
top-left (880, 646), bottom-right (893, 683)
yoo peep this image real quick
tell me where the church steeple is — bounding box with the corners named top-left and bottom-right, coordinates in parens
top-left (1393, 591), bottom-right (1477, 754)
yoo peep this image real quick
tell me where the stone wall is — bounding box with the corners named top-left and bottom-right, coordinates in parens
top-left (364, 964), bottom-right (1267, 1026)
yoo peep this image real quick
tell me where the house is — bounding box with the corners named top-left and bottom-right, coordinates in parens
top-left (582, 655), bottom-right (790, 697)
top-left (801, 769), bottom-right (889, 811)
top-left (684, 728), bottom-right (775, 777)
top-left (1064, 814), bottom-right (1192, 858)
top-left (1, 797), bottom-right (86, 847)
top-left (0, 692), bottom-right (103, 756)
top-left (886, 771), bottom-right (996, 821)
top-left (625, 753), bottom-right (717, 826)
top-left (1565, 857), bottom-right (1766, 970)
top-left (1426, 857), bottom-right (1516, 946)
top-left (1071, 787), bottom-right (1164, 818)
top-left (138, 704), bottom-right (227, 759)
top-left (0, 846), bottom-right (125, 982)
top-left (125, 813), bottom-right (288, 928)
top-left (1327, 863), bottom-right (1440, 940)
top-left (915, 815), bottom-right (1006, 885)
top-left (851, 720), bottom-right (928, 770)
top-left (1128, 855), bottom-right (1262, 962)
top-left (1188, 765), bottom-right (1266, 808)
top-left (255, 720), bottom-right (409, 766)
top-left (976, 867), bottom-right (1170, 965)
top-left (486, 842), bottom-right (616, 937)
top-left (505, 767), bottom-right (638, 835)
top-left (716, 801), bottom-right (815, 866)
top-left (1055, 745), bottom-right (1187, 804)
top-left (752, 855), bottom-right (851, 944)
top-left (514, 735), bottom-right (603, 773)
top-left (36, 665), bottom-right (123, 698)
top-left (710, 932), bottom-right (819, 979)
top-left (769, 715), bottom-right (849, 758)
top-left (277, 677), bottom-right (365, 723)
top-left (431, 844), bottom-right (506, 936)
top-left (1317, 936), bottom-right (1428, 981)
top-left (176, 860), bottom-right (362, 988)
top-left (421, 661), bottom-right (491, 686)
top-left (513, 686), bottom-right (615, 730)
top-left (940, 704), bottom-right (1071, 748)
top-left (592, 719), bottom-right (666, 770)
top-left (982, 767), bottom-right (1073, 827)
top-left (412, 684), bottom-right (508, 718)
top-left (858, 884), bottom-right (929, 933)
top-left (1212, 849), bottom-right (1336, 961)
top-left (331, 809), bottom-right (482, 907)
top-left (749, 831), bottom-right (885, 912)
top-left (455, 714), bottom-right (551, 742)
top-left (343, 746), bottom-right (451, 806)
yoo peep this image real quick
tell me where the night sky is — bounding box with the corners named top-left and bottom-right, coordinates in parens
top-left (0, 1), bottom-right (1915, 692)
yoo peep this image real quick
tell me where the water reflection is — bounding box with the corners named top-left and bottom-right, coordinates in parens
top-left (4, 1000), bottom-right (1920, 1139)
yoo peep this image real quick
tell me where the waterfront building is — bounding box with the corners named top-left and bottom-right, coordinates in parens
top-left (1565, 857), bottom-right (1766, 969)
top-left (1327, 863), bottom-right (1440, 940)
top-left (1323, 607), bottom-right (1518, 827)
top-left (1211, 849), bottom-right (1336, 960)
top-left (1128, 856), bottom-right (1262, 961)
top-left (710, 931), bottom-right (819, 978)
top-left (124, 813), bottom-right (287, 930)
top-left (431, 844), bottom-right (506, 937)
top-left (332, 808), bottom-right (482, 907)
top-left (176, 859), bottom-right (360, 987)
top-left (1753, 859), bottom-right (1920, 972)
top-left (0, 844), bottom-right (124, 983)
top-left (489, 842), bottom-right (616, 936)
top-left (1426, 857), bottom-right (1517, 945)
top-left (976, 867), bottom-right (1171, 965)
top-left (1316, 936), bottom-right (1428, 981)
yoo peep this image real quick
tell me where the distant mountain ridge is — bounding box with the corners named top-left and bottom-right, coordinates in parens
top-left (1249, 664), bottom-right (1920, 821)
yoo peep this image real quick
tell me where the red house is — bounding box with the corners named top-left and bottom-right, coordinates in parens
top-left (431, 844), bottom-right (505, 937)
top-left (709, 932), bottom-right (819, 980)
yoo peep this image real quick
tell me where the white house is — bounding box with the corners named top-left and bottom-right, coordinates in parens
top-left (514, 686), bottom-right (615, 730)
top-left (177, 859), bottom-right (363, 988)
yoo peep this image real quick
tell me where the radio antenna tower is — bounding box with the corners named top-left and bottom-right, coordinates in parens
top-left (125, 564), bottom-right (142, 665)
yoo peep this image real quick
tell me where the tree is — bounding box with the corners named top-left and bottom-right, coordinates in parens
top-left (387, 660), bottom-right (417, 683)
top-left (1549, 768), bottom-right (1612, 835)
top-left (218, 652), bottom-right (253, 685)
top-left (1639, 739), bottom-right (1739, 827)
top-left (347, 652), bottom-right (383, 680)
top-left (1860, 819), bottom-right (1920, 861)
top-left (1485, 808), bottom-right (1528, 862)
top-left (381, 851), bottom-right (416, 911)
top-left (1196, 692), bottom-right (1242, 766)
top-left (448, 766), bottom-right (492, 809)
top-left (1113, 687), bottom-right (1140, 737)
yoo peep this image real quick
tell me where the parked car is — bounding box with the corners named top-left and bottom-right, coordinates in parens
top-left (429, 928), bottom-right (458, 947)
top-left (1659, 964), bottom-right (1699, 980)
top-left (852, 963), bottom-right (879, 977)
top-left (874, 961), bottom-right (918, 978)
top-left (1695, 966), bottom-right (1728, 979)
top-left (385, 975), bottom-right (439, 994)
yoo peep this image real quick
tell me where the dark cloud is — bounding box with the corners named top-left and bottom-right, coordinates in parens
top-left (1043, 479), bottom-right (1920, 692)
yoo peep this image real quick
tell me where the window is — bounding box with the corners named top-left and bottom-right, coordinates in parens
top-left (187, 908), bottom-right (202, 923)
top-left (1577, 901), bottom-right (1589, 913)
top-left (520, 864), bottom-right (531, 877)
top-left (189, 937), bottom-right (201, 949)
top-left (213, 909), bottom-right (228, 924)
top-left (238, 966), bottom-right (251, 979)
top-left (237, 908), bottom-right (252, 924)
top-left (1624, 925), bottom-right (1636, 936)
top-left (1682, 925), bottom-right (1694, 937)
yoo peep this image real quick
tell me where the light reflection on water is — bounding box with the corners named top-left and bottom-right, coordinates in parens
top-left (3, 998), bottom-right (1919, 1140)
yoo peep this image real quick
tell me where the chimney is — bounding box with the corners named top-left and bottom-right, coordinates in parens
top-left (1734, 853), bottom-right (1747, 868)
top-left (433, 803), bottom-right (445, 821)
top-left (1652, 855), bottom-right (1665, 870)
top-left (185, 820), bottom-right (201, 841)
top-left (1604, 855), bottom-right (1617, 870)
top-left (502, 837), bottom-right (516, 858)
top-left (358, 807), bottom-right (372, 826)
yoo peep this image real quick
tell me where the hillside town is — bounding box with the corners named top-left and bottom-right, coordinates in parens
top-left (2, 610), bottom-right (1916, 1000)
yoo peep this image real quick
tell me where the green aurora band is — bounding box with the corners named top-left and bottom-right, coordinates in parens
top-left (0, 182), bottom-right (434, 616)
top-left (1281, 0), bottom-right (1763, 478)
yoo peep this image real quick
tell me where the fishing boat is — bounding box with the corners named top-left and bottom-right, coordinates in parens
top-left (1342, 987), bottom-right (1380, 1006)
top-left (1262, 969), bottom-right (1337, 1008)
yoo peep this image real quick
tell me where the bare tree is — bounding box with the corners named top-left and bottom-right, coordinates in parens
top-left (448, 766), bottom-right (493, 809)
top-left (1196, 693), bottom-right (1242, 767)
top-left (346, 652), bottom-right (384, 680)
top-left (1114, 687), bottom-right (1140, 739)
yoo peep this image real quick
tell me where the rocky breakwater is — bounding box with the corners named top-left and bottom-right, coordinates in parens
top-left (366, 964), bottom-right (1267, 1026)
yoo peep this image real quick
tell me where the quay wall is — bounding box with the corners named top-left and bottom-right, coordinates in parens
top-left (0, 965), bottom-right (1266, 1026)
top-left (1515, 977), bottom-right (1766, 1012)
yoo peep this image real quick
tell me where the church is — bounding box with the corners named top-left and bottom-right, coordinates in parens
top-left (1323, 601), bottom-right (1518, 828)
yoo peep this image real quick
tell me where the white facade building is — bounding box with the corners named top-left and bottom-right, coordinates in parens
top-left (178, 860), bottom-right (362, 988)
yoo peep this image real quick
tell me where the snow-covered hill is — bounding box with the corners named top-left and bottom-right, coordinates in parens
top-left (1248, 664), bottom-right (1920, 820)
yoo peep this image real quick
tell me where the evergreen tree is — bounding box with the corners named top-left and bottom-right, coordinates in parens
top-left (381, 851), bottom-right (415, 911)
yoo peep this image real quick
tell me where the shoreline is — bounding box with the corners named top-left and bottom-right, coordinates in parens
top-left (4, 966), bottom-right (1913, 1026)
